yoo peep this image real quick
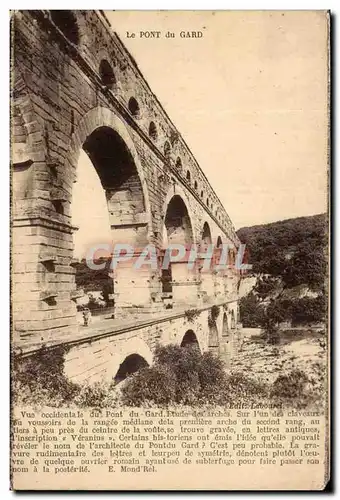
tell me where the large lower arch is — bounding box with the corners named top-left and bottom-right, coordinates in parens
top-left (82, 126), bottom-right (147, 245)
top-left (69, 107), bottom-right (154, 315)
top-left (69, 106), bottom-right (153, 238)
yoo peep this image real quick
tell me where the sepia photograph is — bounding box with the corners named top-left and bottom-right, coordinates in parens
top-left (10, 9), bottom-right (330, 490)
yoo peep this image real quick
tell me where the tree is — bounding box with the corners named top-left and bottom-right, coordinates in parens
top-left (237, 214), bottom-right (327, 290)
top-left (254, 276), bottom-right (280, 301)
top-left (239, 292), bottom-right (265, 327)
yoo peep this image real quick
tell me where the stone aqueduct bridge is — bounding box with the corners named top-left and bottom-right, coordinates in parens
top-left (12, 10), bottom-right (242, 384)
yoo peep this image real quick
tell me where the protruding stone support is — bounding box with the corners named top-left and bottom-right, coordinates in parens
top-left (12, 217), bottom-right (78, 347)
top-left (213, 271), bottom-right (225, 300)
top-left (208, 323), bottom-right (220, 355)
top-left (196, 253), bottom-right (215, 302)
top-left (112, 248), bottom-right (161, 318)
top-left (170, 261), bottom-right (199, 306)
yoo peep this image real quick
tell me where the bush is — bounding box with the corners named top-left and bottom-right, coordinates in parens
top-left (262, 325), bottom-right (281, 345)
top-left (121, 365), bottom-right (176, 406)
top-left (270, 369), bottom-right (309, 400)
top-left (239, 292), bottom-right (265, 327)
top-left (11, 345), bottom-right (80, 407)
top-left (240, 290), bottom-right (326, 332)
top-left (73, 382), bottom-right (110, 409)
top-left (169, 348), bottom-right (205, 405)
top-left (121, 345), bottom-right (229, 407)
top-left (196, 352), bottom-right (227, 403)
top-left (291, 295), bottom-right (326, 326)
top-left (224, 372), bottom-right (270, 407)
top-left (184, 309), bottom-right (200, 322)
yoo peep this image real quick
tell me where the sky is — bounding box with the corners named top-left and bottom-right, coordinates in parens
top-left (105, 10), bottom-right (329, 229)
top-left (73, 11), bottom-right (329, 257)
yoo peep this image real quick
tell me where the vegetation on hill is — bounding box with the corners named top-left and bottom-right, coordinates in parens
top-left (237, 214), bottom-right (328, 329)
top-left (237, 213), bottom-right (327, 292)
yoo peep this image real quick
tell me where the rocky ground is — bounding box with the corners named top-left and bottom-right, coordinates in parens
top-left (230, 327), bottom-right (327, 386)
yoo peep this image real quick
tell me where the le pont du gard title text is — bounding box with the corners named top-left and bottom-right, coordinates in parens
top-left (126, 30), bottom-right (204, 39)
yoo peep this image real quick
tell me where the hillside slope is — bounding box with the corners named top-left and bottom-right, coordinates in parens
top-left (237, 213), bottom-right (328, 292)
top-left (237, 214), bottom-right (328, 328)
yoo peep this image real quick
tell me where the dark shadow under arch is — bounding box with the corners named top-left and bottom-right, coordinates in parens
top-left (201, 221), bottom-right (212, 251)
top-left (99, 59), bottom-right (116, 88)
top-left (82, 126), bottom-right (146, 214)
top-left (181, 330), bottom-right (200, 351)
top-left (114, 354), bottom-right (149, 384)
top-left (222, 312), bottom-right (229, 338)
top-left (164, 194), bottom-right (194, 245)
top-left (128, 97), bottom-right (140, 117)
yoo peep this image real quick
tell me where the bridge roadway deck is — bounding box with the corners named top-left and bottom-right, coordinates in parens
top-left (15, 297), bottom-right (237, 357)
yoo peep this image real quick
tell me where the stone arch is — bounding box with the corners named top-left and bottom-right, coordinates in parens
top-left (108, 336), bottom-right (153, 382)
top-left (114, 354), bottom-right (149, 383)
top-left (164, 194), bottom-right (194, 246)
top-left (128, 96), bottom-right (140, 118)
top-left (216, 235), bottom-right (223, 248)
top-left (70, 107), bottom-right (154, 314)
top-left (180, 329), bottom-right (201, 352)
top-left (201, 222), bottom-right (212, 247)
top-left (162, 187), bottom-right (198, 305)
top-left (74, 127), bottom-right (148, 246)
top-left (228, 246), bottom-right (236, 267)
top-left (69, 106), bottom-right (152, 237)
top-left (162, 185), bottom-right (197, 246)
top-left (222, 311), bottom-right (230, 337)
top-left (175, 156), bottom-right (182, 171)
top-left (186, 170), bottom-right (191, 184)
top-left (99, 59), bottom-right (116, 88)
top-left (64, 336), bottom-right (153, 385)
top-left (199, 222), bottom-right (214, 300)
